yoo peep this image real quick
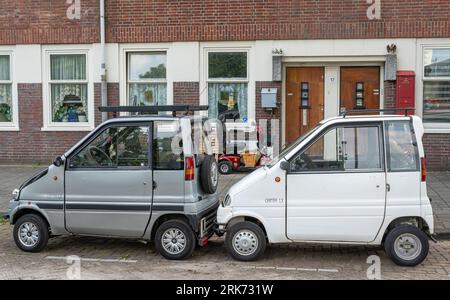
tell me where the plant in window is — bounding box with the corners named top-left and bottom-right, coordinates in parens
top-left (0, 103), bottom-right (11, 122)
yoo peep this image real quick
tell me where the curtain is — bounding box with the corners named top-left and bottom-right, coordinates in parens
top-left (0, 84), bottom-right (12, 122)
top-left (128, 83), bottom-right (167, 106)
top-left (50, 54), bottom-right (86, 80)
top-left (51, 84), bottom-right (88, 122)
top-left (207, 83), bottom-right (248, 121)
top-left (0, 56), bottom-right (10, 81)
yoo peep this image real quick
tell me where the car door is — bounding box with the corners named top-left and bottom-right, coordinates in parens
top-left (286, 122), bottom-right (386, 242)
top-left (384, 120), bottom-right (421, 217)
top-left (65, 123), bottom-right (153, 237)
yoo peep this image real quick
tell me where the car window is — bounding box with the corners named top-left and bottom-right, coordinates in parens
top-left (385, 121), bottom-right (419, 172)
top-left (153, 120), bottom-right (184, 170)
top-left (70, 126), bottom-right (149, 168)
top-left (289, 125), bottom-right (383, 172)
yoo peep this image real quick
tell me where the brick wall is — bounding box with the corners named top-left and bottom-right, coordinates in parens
top-left (423, 134), bottom-right (450, 171)
top-left (105, 0), bottom-right (450, 43)
top-left (0, 82), bottom-right (118, 164)
top-left (0, 0), bottom-right (99, 44)
top-left (173, 82), bottom-right (199, 106)
top-left (384, 80), bottom-right (396, 109)
top-left (1, 0), bottom-right (449, 45)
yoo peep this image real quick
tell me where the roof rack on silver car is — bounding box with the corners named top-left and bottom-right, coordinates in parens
top-left (340, 108), bottom-right (416, 118)
top-left (99, 105), bottom-right (209, 117)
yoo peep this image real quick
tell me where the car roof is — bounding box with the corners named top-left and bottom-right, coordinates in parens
top-left (320, 114), bottom-right (414, 125)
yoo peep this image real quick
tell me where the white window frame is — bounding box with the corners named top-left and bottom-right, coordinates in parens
top-left (42, 47), bottom-right (94, 131)
top-left (126, 51), bottom-right (167, 106)
top-left (119, 45), bottom-right (172, 110)
top-left (0, 50), bottom-right (19, 131)
top-left (203, 47), bottom-right (253, 131)
top-left (418, 43), bottom-right (450, 133)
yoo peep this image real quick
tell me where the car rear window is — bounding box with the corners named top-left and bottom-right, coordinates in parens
top-left (385, 121), bottom-right (420, 172)
top-left (153, 120), bottom-right (184, 170)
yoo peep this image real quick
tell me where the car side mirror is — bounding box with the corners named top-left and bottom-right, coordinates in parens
top-left (279, 160), bottom-right (290, 172)
top-left (53, 156), bottom-right (64, 167)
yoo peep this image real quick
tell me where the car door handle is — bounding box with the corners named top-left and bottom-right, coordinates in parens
top-left (152, 181), bottom-right (157, 190)
top-left (386, 183), bottom-right (391, 192)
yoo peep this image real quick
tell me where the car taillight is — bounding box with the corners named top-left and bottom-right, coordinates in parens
top-left (185, 156), bottom-right (195, 181)
top-left (421, 157), bottom-right (427, 182)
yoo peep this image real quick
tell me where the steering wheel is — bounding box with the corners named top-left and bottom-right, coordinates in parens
top-left (300, 153), bottom-right (316, 169)
top-left (87, 146), bottom-right (112, 166)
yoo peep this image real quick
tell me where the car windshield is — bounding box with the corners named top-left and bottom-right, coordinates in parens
top-left (268, 125), bottom-right (321, 167)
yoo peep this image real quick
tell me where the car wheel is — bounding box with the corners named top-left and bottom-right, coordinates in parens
top-left (155, 219), bottom-right (196, 260)
top-left (225, 221), bottom-right (266, 261)
top-left (13, 214), bottom-right (49, 253)
top-left (384, 225), bottom-right (429, 267)
top-left (218, 160), bottom-right (233, 175)
top-left (200, 155), bottom-right (219, 194)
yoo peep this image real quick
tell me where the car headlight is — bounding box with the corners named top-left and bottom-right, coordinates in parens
top-left (12, 189), bottom-right (20, 201)
top-left (223, 194), bottom-right (231, 207)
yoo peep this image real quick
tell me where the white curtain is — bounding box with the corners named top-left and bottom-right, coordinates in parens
top-left (0, 56), bottom-right (11, 122)
top-left (51, 84), bottom-right (88, 122)
top-left (208, 83), bottom-right (248, 121)
top-left (128, 83), bottom-right (167, 106)
top-left (50, 54), bottom-right (86, 80)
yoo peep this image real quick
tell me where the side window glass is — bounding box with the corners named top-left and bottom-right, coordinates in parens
top-left (153, 121), bottom-right (184, 170)
top-left (290, 125), bottom-right (382, 172)
top-left (70, 126), bottom-right (149, 168)
top-left (386, 121), bottom-right (419, 171)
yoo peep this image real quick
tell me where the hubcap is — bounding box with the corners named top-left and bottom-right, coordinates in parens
top-left (394, 233), bottom-right (422, 261)
top-left (232, 229), bottom-right (259, 256)
top-left (161, 228), bottom-right (186, 255)
top-left (220, 163), bottom-right (229, 173)
top-left (18, 222), bottom-right (39, 248)
top-left (211, 162), bottom-right (218, 186)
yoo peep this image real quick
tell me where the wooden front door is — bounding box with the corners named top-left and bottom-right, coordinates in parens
top-left (286, 67), bottom-right (324, 144)
top-left (340, 67), bottom-right (380, 114)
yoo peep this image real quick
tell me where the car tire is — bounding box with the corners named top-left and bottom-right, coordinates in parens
top-left (384, 224), bottom-right (429, 267)
top-left (218, 160), bottom-right (233, 175)
top-left (13, 213), bottom-right (49, 253)
top-left (200, 155), bottom-right (219, 194)
top-left (154, 219), bottom-right (196, 260)
top-left (226, 221), bottom-right (266, 261)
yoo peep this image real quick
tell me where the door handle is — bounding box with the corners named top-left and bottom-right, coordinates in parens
top-left (152, 181), bottom-right (157, 190)
top-left (386, 183), bottom-right (391, 192)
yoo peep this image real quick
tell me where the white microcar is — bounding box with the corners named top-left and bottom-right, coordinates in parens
top-left (217, 114), bottom-right (434, 266)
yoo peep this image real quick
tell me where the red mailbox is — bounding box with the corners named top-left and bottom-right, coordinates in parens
top-left (396, 71), bottom-right (415, 115)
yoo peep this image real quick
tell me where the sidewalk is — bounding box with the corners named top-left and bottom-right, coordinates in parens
top-left (0, 165), bottom-right (449, 234)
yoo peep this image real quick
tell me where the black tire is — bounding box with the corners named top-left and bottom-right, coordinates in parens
top-left (225, 221), bottom-right (266, 261)
top-left (13, 213), bottom-right (49, 253)
top-left (154, 219), bottom-right (196, 260)
top-left (200, 155), bottom-right (218, 194)
top-left (384, 225), bottom-right (429, 267)
top-left (218, 160), bottom-right (233, 175)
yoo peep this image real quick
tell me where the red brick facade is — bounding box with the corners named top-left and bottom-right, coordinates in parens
top-left (173, 82), bottom-right (199, 106)
top-left (1, 0), bottom-right (449, 44)
top-left (424, 134), bottom-right (450, 171)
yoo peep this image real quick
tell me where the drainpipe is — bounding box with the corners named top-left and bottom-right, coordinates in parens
top-left (100, 0), bottom-right (107, 122)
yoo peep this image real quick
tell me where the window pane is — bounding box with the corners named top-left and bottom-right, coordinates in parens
top-left (51, 83), bottom-right (88, 122)
top-left (208, 52), bottom-right (247, 79)
top-left (290, 126), bottom-right (382, 172)
top-left (0, 55), bottom-right (10, 81)
top-left (128, 83), bottom-right (167, 106)
top-left (128, 52), bottom-right (166, 80)
top-left (342, 127), bottom-right (382, 170)
top-left (0, 84), bottom-right (12, 122)
top-left (423, 81), bottom-right (450, 123)
top-left (386, 122), bottom-right (419, 171)
top-left (50, 54), bottom-right (86, 80)
top-left (424, 48), bottom-right (450, 77)
top-left (70, 126), bottom-right (149, 168)
top-left (153, 121), bottom-right (184, 170)
top-left (208, 83), bottom-right (248, 122)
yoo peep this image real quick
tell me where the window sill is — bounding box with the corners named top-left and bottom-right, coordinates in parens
top-left (423, 124), bottom-right (450, 134)
top-left (0, 126), bottom-right (19, 131)
top-left (41, 124), bottom-right (94, 132)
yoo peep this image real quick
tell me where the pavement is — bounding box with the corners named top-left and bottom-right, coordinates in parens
top-left (0, 165), bottom-right (449, 279)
